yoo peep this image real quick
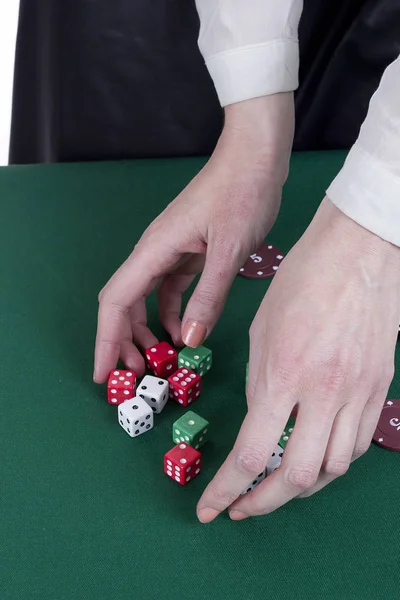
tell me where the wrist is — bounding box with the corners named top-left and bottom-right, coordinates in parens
top-left (214, 93), bottom-right (294, 187)
top-left (312, 198), bottom-right (400, 273)
top-left (224, 93), bottom-right (294, 153)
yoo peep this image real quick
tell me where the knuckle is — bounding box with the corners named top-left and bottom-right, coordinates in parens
top-left (142, 220), bottom-right (160, 240)
top-left (320, 366), bottom-right (349, 392)
top-left (316, 348), bottom-right (367, 396)
top-left (98, 284), bottom-right (111, 304)
top-left (324, 459), bottom-right (350, 478)
top-left (193, 287), bottom-right (224, 312)
top-left (317, 354), bottom-right (351, 394)
top-left (286, 464), bottom-right (319, 490)
top-left (109, 301), bottom-right (130, 317)
top-left (219, 241), bottom-right (242, 265)
top-left (235, 445), bottom-right (267, 476)
top-left (98, 284), bottom-right (114, 306)
top-left (207, 483), bottom-right (238, 509)
top-left (269, 350), bottom-right (304, 388)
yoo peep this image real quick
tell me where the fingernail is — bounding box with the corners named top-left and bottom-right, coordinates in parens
top-left (182, 320), bottom-right (206, 347)
top-left (198, 508), bottom-right (219, 523)
top-left (229, 511), bottom-right (247, 521)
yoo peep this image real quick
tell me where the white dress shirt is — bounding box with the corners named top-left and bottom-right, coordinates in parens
top-left (195, 0), bottom-right (400, 247)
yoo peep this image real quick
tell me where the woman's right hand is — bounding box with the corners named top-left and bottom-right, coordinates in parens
top-left (93, 93), bottom-right (295, 383)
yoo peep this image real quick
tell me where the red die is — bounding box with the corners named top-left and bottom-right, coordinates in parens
top-left (168, 368), bottom-right (202, 407)
top-left (145, 341), bottom-right (177, 378)
top-left (107, 369), bottom-right (136, 405)
top-left (164, 443), bottom-right (202, 485)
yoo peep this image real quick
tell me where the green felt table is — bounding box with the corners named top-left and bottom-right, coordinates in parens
top-left (1, 152), bottom-right (400, 600)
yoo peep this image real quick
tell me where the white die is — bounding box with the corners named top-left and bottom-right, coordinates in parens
top-left (240, 468), bottom-right (267, 496)
top-left (118, 398), bottom-right (153, 437)
top-left (240, 445), bottom-right (284, 495)
top-left (136, 375), bottom-right (169, 414)
top-left (266, 445), bottom-right (283, 476)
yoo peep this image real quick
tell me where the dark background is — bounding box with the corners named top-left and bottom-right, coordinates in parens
top-left (9, 0), bottom-right (400, 164)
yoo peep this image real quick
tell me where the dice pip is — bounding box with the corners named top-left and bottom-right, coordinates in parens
top-left (145, 342), bottom-right (177, 378)
top-left (240, 445), bottom-right (284, 494)
top-left (168, 368), bottom-right (202, 406)
top-left (240, 468), bottom-right (267, 495)
top-left (164, 443), bottom-right (202, 485)
top-left (279, 417), bottom-right (295, 448)
top-left (136, 375), bottom-right (169, 414)
top-left (118, 398), bottom-right (153, 437)
top-left (172, 410), bottom-right (209, 449)
top-left (266, 445), bottom-right (283, 475)
top-left (178, 345), bottom-right (212, 376)
top-left (107, 370), bottom-right (136, 405)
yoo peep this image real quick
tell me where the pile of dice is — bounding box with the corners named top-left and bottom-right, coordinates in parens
top-left (106, 345), bottom-right (294, 491)
top-left (106, 341), bottom-right (212, 486)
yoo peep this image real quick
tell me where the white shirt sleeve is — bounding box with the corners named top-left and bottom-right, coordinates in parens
top-left (327, 56), bottom-right (400, 247)
top-left (194, 0), bottom-right (303, 107)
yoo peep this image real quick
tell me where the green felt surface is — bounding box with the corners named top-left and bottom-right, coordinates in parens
top-left (1, 152), bottom-right (400, 600)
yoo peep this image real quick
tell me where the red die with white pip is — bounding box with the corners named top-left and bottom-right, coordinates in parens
top-left (164, 443), bottom-right (202, 486)
top-left (168, 368), bottom-right (202, 407)
top-left (107, 369), bottom-right (136, 405)
top-left (145, 341), bottom-right (178, 378)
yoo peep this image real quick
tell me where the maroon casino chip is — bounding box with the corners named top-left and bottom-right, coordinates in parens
top-left (373, 399), bottom-right (400, 451)
top-left (238, 242), bottom-right (284, 279)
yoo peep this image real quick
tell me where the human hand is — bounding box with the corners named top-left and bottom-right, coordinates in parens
top-left (197, 198), bottom-right (400, 522)
top-left (94, 94), bottom-right (294, 382)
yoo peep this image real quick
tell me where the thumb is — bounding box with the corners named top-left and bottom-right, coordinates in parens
top-left (181, 244), bottom-right (242, 347)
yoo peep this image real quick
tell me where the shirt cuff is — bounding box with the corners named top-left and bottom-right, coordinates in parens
top-left (204, 40), bottom-right (299, 107)
top-left (327, 146), bottom-right (400, 247)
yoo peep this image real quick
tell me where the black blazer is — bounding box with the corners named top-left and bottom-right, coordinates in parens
top-left (9, 0), bottom-right (400, 164)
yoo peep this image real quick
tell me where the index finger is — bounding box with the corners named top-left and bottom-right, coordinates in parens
top-left (94, 251), bottom-right (161, 383)
top-left (228, 401), bottom-right (336, 519)
top-left (196, 391), bottom-right (293, 523)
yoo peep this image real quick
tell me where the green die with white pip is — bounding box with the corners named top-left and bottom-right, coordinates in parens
top-left (279, 416), bottom-right (295, 449)
top-left (178, 345), bottom-right (212, 376)
top-left (172, 410), bottom-right (209, 449)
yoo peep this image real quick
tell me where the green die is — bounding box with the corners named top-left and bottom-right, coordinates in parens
top-left (279, 416), bottom-right (295, 449)
top-left (178, 345), bottom-right (212, 376)
top-left (172, 411), bottom-right (209, 449)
